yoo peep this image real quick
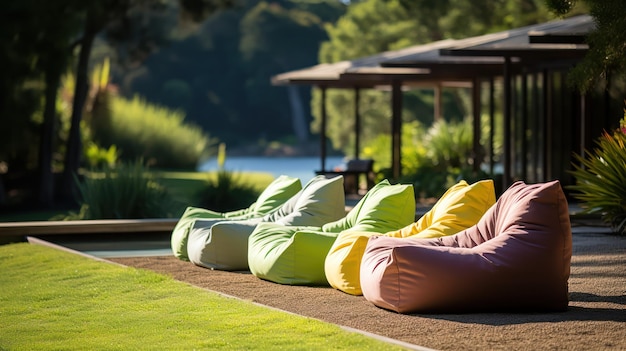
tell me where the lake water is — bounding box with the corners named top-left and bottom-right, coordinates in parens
top-left (198, 156), bottom-right (346, 184)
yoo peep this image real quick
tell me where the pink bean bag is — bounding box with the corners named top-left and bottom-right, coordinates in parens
top-left (360, 180), bottom-right (573, 314)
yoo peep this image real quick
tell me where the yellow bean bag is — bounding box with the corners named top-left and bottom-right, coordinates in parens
top-left (324, 179), bottom-right (496, 295)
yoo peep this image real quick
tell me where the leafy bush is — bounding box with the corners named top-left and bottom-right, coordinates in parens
top-left (197, 169), bottom-right (260, 212)
top-left (91, 95), bottom-right (215, 169)
top-left (424, 118), bottom-right (475, 169)
top-left (365, 119), bottom-right (488, 198)
top-left (568, 110), bottom-right (626, 235)
top-left (83, 142), bottom-right (118, 169)
top-left (59, 160), bottom-right (180, 220)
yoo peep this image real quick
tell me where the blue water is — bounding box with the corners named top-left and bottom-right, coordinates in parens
top-left (198, 156), bottom-right (346, 184)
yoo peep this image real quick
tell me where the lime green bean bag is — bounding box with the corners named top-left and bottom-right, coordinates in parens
top-left (247, 179), bottom-right (415, 286)
top-left (324, 179), bottom-right (497, 295)
top-left (186, 175), bottom-right (346, 270)
top-left (170, 175), bottom-right (302, 260)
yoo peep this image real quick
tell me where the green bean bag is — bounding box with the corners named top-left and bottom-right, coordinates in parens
top-left (170, 175), bottom-right (302, 260)
top-left (325, 179), bottom-right (496, 295)
top-left (186, 175), bottom-right (346, 270)
top-left (247, 179), bottom-right (415, 286)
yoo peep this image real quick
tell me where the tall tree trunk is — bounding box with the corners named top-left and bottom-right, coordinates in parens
top-left (60, 27), bottom-right (96, 203)
top-left (38, 59), bottom-right (62, 207)
top-left (0, 87), bottom-right (6, 206)
top-left (0, 174), bottom-right (5, 206)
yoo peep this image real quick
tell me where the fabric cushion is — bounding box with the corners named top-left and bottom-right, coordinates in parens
top-left (244, 175), bottom-right (303, 217)
top-left (261, 175), bottom-right (346, 226)
top-left (325, 179), bottom-right (496, 295)
top-left (186, 175), bottom-right (346, 270)
top-left (247, 179), bottom-right (415, 286)
top-left (170, 175), bottom-right (301, 260)
top-left (385, 179), bottom-right (496, 239)
top-left (321, 179), bottom-right (416, 233)
top-left (360, 180), bottom-right (573, 313)
top-left (247, 224), bottom-right (337, 285)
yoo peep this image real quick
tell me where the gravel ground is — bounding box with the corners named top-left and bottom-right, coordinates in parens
top-left (108, 230), bottom-right (626, 351)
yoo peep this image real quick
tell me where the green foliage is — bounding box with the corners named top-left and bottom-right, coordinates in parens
top-left (91, 95), bottom-right (215, 169)
top-left (412, 118), bottom-right (487, 198)
top-left (216, 142), bottom-right (227, 169)
top-left (113, 1), bottom-right (344, 147)
top-left (0, 1), bottom-right (81, 170)
top-left (158, 79), bottom-right (193, 111)
top-left (438, 0), bottom-right (554, 36)
top-left (568, 110), bottom-right (626, 235)
top-left (546, 0), bottom-right (624, 92)
top-left (320, 0), bottom-right (425, 62)
top-left (84, 142), bottom-right (119, 169)
top-left (424, 118), bottom-right (475, 169)
top-left (198, 169), bottom-right (260, 212)
top-left (60, 160), bottom-right (179, 220)
top-left (545, 0), bottom-right (577, 15)
top-left (314, 0), bottom-right (552, 156)
top-left (365, 118), bottom-right (488, 198)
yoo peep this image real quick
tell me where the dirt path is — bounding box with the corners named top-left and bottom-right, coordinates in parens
top-left (108, 231), bottom-right (626, 351)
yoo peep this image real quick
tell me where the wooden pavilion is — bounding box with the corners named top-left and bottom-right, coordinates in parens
top-left (272, 15), bottom-right (624, 195)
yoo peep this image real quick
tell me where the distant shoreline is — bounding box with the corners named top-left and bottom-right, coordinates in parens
top-left (225, 141), bottom-right (344, 158)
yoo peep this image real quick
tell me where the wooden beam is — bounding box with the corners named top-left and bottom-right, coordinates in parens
top-left (320, 86), bottom-right (328, 171)
top-left (391, 81), bottom-right (403, 178)
top-left (0, 219), bottom-right (178, 237)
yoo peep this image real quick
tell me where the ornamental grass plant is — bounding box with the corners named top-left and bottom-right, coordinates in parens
top-left (60, 160), bottom-right (181, 220)
top-left (197, 169), bottom-right (261, 213)
top-left (568, 108), bottom-right (626, 235)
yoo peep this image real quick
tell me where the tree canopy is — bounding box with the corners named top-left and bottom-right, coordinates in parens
top-left (0, 0), bottom-right (236, 206)
top-left (546, 0), bottom-right (626, 92)
top-left (312, 0), bottom-right (558, 156)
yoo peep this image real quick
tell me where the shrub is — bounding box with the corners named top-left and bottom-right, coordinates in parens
top-left (568, 109), bottom-right (626, 235)
top-left (59, 160), bottom-right (180, 220)
top-left (91, 95), bottom-right (215, 169)
top-left (198, 169), bottom-right (260, 212)
top-left (366, 119), bottom-right (487, 198)
top-left (424, 118), bottom-right (475, 170)
top-left (84, 142), bottom-right (118, 169)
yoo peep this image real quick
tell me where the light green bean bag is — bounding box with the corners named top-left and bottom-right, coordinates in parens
top-left (186, 175), bottom-right (346, 270)
top-left (170, 175), bottom-right (302, 260)
top-left (247, 179), bottom-right (415, 286)
top-left (324, 179), bottom-right (496, 295)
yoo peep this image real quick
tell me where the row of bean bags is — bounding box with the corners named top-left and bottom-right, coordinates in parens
top-left (360, 180), bottom-right (573, 314)
top-left (247, 179), bottom-right (416, 285)
top-left (324, 179), bottom-right (497, 295)
top-left (170, 175), bottom-right (303, 261)
top-left (186, 175), bottom-right (346, 270)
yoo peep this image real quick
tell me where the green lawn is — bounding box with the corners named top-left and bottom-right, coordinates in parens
top-left (0, 243), bottom-right (407, 351)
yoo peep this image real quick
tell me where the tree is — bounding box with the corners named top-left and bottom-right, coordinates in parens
top-left (0, 1), bottom-right (85, 207)
top-left (239, 1), bottom-right (330, 144)
top-left (313, 0), bottom-right (555, 156)
top-left (62, 0), bottom-right (228, 198)
top-left (115, 0), bottom-right (345, 148)
top-left (545, 0), bottom-right (626, 92)
top-left (0, 1), bottom-right (234, 208)
top-left (61, 0), bottom-right (235, 202)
